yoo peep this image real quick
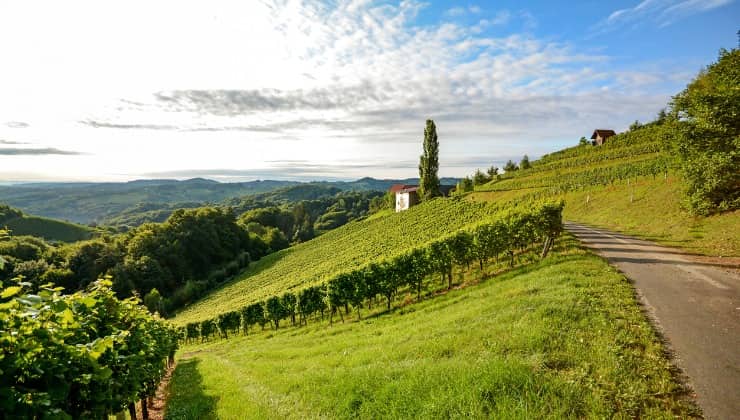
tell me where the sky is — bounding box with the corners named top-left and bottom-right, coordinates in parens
top-left (0, 0), bottom-right (737, 183)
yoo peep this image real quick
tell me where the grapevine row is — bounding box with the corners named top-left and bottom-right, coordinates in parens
top-left (182, 201), bottom-right (563, 343)
top-left (480, 157), bottom-right (673, 193)
top-left (525, 143), bottom-right (663, 174)
top-left (0, 278), bottom-right (179, 419)
top-left (174, 197), bottom-right (508, 324)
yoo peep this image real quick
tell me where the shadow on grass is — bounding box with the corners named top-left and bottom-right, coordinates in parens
top-left (164, 358), bottom-right (219, 420)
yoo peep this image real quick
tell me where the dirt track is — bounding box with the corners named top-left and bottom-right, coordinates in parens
top-left (566, 222), bottom-right (740, 420)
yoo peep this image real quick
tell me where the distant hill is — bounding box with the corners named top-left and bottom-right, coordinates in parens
top-left (0, 177), bottom-right (459, 225)
top-left (0, 205), bottom-right (93, 242)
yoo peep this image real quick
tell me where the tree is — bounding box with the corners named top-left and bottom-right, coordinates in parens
top-left (472, 169), bottom-right (489, 186)
top-left (520, 155), bottom-right (531, 170)
top-left (143, 288), bottom-right (164, 315)
top-left (456, 177), bottom-right (474, 194)
top-left (579, 137), bottom-right (589, 146)
top-left (281, 292), bottom-right (297, 326)
top-left (418, 119), bottom-right (441, 200)
top-left (503, 160), bottom-right (518, 172)
top-left (486, 166), bottom-right (499, 178)
top-left (265, 296), bottom-right (285, 330)
top-left (671, 48), bottom-right (740, 214)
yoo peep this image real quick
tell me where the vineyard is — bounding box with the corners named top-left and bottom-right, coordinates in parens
top-left (471, 123), bottom-right (739, 257)
top-left (173, 197), bottom-right (511, 325)
top-left (477, 125), bottom-right (673, 195)
top-left (179, 201), bottom-right (563, 343)
top-left (0, 278), bottom-right (178, 419)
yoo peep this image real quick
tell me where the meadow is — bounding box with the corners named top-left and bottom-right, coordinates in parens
top-left (165, 237), bottom-right (697, 419)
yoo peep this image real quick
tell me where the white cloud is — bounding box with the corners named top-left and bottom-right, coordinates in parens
top-left (445, 6), bottom-right (466, 17)
top-left (597, 0), bottom-right (732, 31)
top-left (0, 0), bottom-right (692, 182)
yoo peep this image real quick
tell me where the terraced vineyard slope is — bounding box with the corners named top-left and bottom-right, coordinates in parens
top-left (174, 197), bottom-right (503, 325)
top-left (472, 125), bottom-right (739, 256)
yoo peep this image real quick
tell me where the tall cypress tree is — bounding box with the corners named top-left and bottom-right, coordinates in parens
top-left (418, 119), bottom-right (441, 200)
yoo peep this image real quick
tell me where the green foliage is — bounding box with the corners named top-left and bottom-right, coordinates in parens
top-left (478, 125), bottom-right (672, 195)
top-left (503, 160), bottom-right (518, 172)
top-left (176, 201), bottom-right (564, 335)
top-left (519, 155), bottom-right (531, 170)
top-left (265, 296), bottom-right (286, 330)
top-left (369, 191), bottom-right (394, 214)
top-left (418, 119), bottom-right (441, 200)
top-left (472, 169), bottom-right (489, 186)
top-left (144, 287), bottom-right (164, 315)
top-left (166, 246), bottom-right (698, 418)
top-left (0, 204), bottom-right (92, 242)
top-left (0, 278), bottom-right (178, 418)
top-left (670, 48), bottom-right (740, 214)
top-left (174, 197), bottom-right (508, 325)
top-left (455, 177), bottom-right (474, 194)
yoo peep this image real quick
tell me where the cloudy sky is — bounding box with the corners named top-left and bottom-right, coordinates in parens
top-left (0, 0), bottom-right (737, 182)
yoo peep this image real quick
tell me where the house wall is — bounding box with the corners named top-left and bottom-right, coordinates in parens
top-left (396, 192), bottom-right (408, 212)
top-left (395, 191), bottom-right (419, 212)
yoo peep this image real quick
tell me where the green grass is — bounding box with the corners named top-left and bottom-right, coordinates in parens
top-left (560, 176), bottom-right (740, 257)
top-left (165, 238), bottom-right (697, 419)
top-left (471, 176), bottom-right (739, 257)
top-left (173, 197), bottom-right (503, 325)
top-left (3, 214), bottom-right (93, 242)
top-left (468, 123), bottom-right (738, 258)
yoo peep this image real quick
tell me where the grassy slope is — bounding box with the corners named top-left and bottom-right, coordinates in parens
top-left (560, 176), bottom-right (739, 257)
top-left (471, 177), bottom-right (739, 257)
top-left (471, 126), bottom-right (739, 257)
top-left (3, 214), bottom-right (93, 242)
top-left (166, 238), bottom-right (696, 419)
top-left (173, 198), bottom-right (501, 325)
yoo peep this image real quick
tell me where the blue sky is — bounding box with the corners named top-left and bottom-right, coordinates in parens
top-left (0, 0), bottom-right (737, 182)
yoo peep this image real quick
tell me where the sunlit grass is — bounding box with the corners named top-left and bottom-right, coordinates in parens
top-left (471, 175), bottom-right (739, 257)
top-left (165, 238), bottom-right (698, 419)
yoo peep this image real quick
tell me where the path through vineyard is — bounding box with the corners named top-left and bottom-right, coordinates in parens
top-left (566, 222), bottom-right (740, 420)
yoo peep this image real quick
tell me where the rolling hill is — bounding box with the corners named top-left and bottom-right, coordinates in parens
top-left (0, 177), bottom-right (460, 226)
top-left (173, 197), bottom-right (501, 326)
top-left (167, 207), bottom-right (697, 418)
top-left (0, 204), bottom-right (94, 242)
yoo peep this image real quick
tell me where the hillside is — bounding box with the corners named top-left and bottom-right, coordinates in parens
top-left (173, 197), bottom-right (502, 325)
top-left (0, 179), bottom-right (300, 224)
top-left (0, 205), bottom-right (93, 242)
top-left (167, 237), bottom-right (696, 418)
top-left (0, 177), bottom-right (459, 226)
top-left (471, 125), bottom-right (740, 257)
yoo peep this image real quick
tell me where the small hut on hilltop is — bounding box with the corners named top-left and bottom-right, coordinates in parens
top-left (591, 129), bottom-right (616, 146)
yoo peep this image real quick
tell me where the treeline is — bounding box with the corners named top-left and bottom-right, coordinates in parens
top-left (0, 207), bottom-right (270, 316)
top-left (0, 278), bottom-right (179, 419)
top-left (234, 189), bottom-right (385, 244)
top-left (182, 201), bottom-right (563, 342)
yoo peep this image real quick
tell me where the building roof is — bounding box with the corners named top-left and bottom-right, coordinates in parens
top-left (389, 184), bottom-right (413, 193)
top-left (591, 129), bottom-right (616, 139)
top-left (398, 186), bottom-right (419, 194)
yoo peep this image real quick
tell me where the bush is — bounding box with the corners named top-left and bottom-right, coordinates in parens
top-left (671, 48), bottom-right (740, 214)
